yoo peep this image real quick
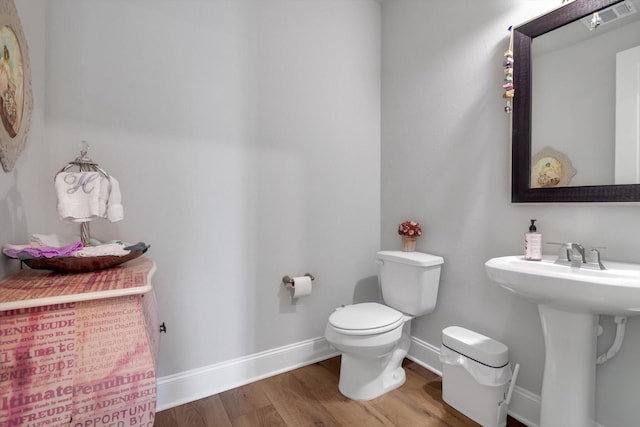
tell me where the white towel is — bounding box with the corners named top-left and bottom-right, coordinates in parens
top-left (74, 243), bottom-right (130, 257)
top-left (55, 172), bottom-right (105, 222)
top-left (98, 176), bottom-right (110, 220)
top-left (106, 176), bottom-right (124, 222)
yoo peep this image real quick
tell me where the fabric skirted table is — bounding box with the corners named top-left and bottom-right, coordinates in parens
top-left (0, 257), bottom-right (158, 427)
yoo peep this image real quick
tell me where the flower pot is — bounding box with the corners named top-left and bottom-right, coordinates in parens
top-left (401, 236), bottom-right (417, 252)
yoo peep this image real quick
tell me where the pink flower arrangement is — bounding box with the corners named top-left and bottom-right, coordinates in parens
top-left (398, 220), bottom-right (422, 238)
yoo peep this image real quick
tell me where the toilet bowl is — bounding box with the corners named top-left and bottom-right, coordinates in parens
top-left (324, 302), bottom-right (413, 400)
top-left (324, 251), bottom-right (444, 400)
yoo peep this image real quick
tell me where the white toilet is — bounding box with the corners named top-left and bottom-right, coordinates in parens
top-left (324, 250), bottom-right (444, 400)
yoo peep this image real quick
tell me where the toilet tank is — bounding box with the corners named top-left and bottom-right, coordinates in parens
top-left (376, 251), bottom-right (444, 316)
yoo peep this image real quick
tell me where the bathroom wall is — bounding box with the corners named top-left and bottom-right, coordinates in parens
top-left (40, 0), bottom-right (380, 402)
top-left (0, 0), bottom-right (48, 278)
top-left (382, 1), bottom-right (640, 426)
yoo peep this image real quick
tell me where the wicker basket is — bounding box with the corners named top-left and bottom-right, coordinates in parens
top-left (401, 236), bottom-right (417, 252)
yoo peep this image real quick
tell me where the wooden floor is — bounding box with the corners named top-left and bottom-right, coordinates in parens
top-left (154, 357), bottom-right (526, 427)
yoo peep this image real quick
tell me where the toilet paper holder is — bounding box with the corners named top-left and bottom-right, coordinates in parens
top-left (282, 273), bottom-right (315, 289)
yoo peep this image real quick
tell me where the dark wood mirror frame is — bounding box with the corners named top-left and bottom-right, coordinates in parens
top-left (511, 0), bottom-right (640, 202)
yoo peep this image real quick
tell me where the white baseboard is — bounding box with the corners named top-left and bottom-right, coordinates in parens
top-left (406, 335), bottom-right (443, 375)
top-left (157, 335), bottom-right (542, 427)
top-left (156, 337), bottom-right (339, 411)
top-left (407, 336), bottom-right (541, 427)
top-left (157, 335), bottom-right (609, 427)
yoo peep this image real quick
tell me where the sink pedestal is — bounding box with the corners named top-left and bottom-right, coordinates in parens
top-left (538, 304), bottom-right (598, 427)
top-left (486, 255), bottom-right (640, 427)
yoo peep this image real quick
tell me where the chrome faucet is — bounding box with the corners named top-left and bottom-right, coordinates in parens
top-left (547, 242), bottom-right (606, 270)
top-left (570, 243), bottom-right (586, 267)
top-left (586, 248), bottom-right (606, 270)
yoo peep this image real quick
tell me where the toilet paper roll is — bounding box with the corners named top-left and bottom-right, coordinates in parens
top-left (292, 276), bottom-right (312, 298)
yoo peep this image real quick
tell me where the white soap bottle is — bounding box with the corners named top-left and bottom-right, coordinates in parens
top-left (524, 219), bottom-right (542, 261)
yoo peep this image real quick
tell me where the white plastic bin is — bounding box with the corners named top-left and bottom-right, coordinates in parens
top-left (440, 326), bottom-right (517, 427)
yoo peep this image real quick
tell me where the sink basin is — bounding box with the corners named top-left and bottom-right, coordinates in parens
top-left (485, 255), bottom-right (640, 427)
top-left (485, 255), bottom-right (640, 315)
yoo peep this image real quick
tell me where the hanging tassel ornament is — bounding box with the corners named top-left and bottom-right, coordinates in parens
top-left (503, 26), bottom-right (515, 113)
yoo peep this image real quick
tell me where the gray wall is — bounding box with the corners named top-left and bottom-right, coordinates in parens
top-left (382, 1), bottom-right (640, 426)
top-left (0, 1), bottom-right (48, 279)
top-left (32, 0), bottom-right (382, 381)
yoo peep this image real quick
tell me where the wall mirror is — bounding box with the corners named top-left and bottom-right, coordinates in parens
top-left (512, 0), bottom-right (640, 202)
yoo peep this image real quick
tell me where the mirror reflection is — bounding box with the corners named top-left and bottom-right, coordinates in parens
top-left (530, 0), bottom-right (640, 188)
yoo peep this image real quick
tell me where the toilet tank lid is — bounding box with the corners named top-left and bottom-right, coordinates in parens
top-left (442, 326), bottom-right (509, 368)
top-left (377, 250), bottom-right (444, 267)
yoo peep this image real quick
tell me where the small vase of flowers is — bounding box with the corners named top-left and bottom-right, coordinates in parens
top-left (398, 220), bottom-right (422, 252)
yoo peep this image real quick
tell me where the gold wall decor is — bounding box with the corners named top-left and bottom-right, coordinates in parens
top-left (0, 0), bottom-right (31, 172)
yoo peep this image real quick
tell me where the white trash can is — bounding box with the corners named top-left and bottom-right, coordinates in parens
top-left (440, 326), bottom-right (519, 427)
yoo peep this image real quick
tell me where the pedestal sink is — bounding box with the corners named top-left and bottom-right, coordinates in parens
top-left (485, 256), bottom-right (640, 427)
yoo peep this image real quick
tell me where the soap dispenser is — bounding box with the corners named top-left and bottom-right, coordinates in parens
top-left (524, 219), bottom-right (542, 261)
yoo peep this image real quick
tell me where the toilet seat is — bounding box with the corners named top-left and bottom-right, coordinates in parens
top-left (328, 302), bottom-right (404, 336)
